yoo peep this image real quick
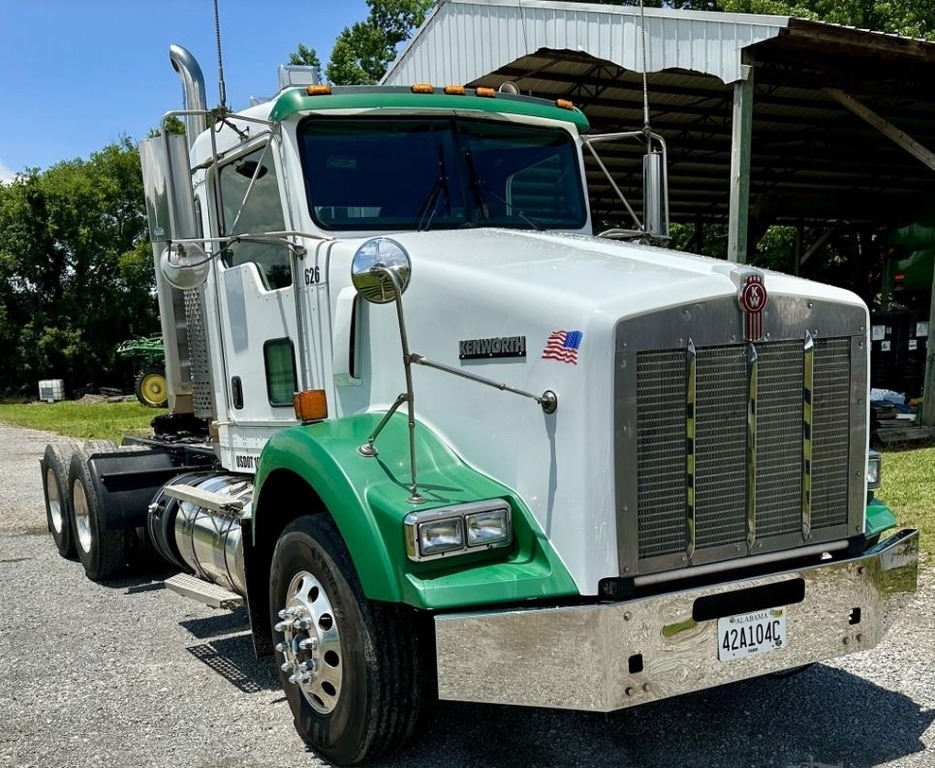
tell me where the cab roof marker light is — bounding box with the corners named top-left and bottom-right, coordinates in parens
top-left (555, 98), bottom-right (575, 110)
top-left (411, 83), bottom-right (434, 93)
top-left (307, 84), bottom-right (332, 96)
top-left (444, 85), bottom-right (466, 95)
top-left (475, 87), bottom-right (497, 98)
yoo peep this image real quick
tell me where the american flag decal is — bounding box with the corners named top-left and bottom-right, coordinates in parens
top-left (541, 330), bottom-right (583, 364)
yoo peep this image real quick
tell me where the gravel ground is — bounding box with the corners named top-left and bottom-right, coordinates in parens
top-left (1, 421), bottom-right (933, 768)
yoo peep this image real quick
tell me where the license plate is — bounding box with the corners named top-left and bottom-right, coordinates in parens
top-left (717, 607), bottom-right (787, 661)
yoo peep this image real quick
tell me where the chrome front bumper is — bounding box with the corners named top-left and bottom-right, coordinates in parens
top-left (434, 529), bottom-right (919, 711)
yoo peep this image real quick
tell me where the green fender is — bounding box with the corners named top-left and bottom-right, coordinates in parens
top-left (253, 412), bottom-right (577, 610)
top-left (865, 496), bottom-right (899, 541)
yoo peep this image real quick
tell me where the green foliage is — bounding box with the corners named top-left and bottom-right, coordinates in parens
top-left (0, 139), bottom-right (158, 391)
top-left (717, 0), bottom-right (935, 38)
top-left (288, 43), bottom-right (323, 82)
top-left (0, 401), bottom-right (154, 442)
top-left (319, 0), bottom-right (434, 85)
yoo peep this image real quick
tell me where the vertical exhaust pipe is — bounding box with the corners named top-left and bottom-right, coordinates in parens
top-left (169, 44), bottom-right (207, 148)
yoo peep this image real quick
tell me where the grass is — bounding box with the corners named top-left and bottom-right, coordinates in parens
top-left (0, 400), bottom-right (155, 443)
top-left (878, 446), bottom-right (935, 568)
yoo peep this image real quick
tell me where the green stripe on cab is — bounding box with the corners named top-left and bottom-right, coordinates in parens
top-left (268, 87), bottom-right (590, 131)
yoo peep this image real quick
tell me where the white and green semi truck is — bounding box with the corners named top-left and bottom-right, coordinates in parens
top-left (40, 45), bottom-right (919, 765)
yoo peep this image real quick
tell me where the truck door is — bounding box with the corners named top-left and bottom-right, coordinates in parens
top-left (213, 143), bottom-right (300, 470)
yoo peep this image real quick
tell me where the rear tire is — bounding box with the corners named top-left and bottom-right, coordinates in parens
top-left (270, 516), bottom-right (424, 765)
top-left (135, 367), bottom-right (168, 408)
top-left (41, 442), bottom-right (77, 557)
top-left (68, 444), bottom-right (128, 581)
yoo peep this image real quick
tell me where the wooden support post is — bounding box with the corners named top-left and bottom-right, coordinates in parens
top-left (727, 62), bottom-right (753, 264)
top-left (824, 88), bottom-right (935, 172)
top-left (922, 276), bottom-right (935, 426)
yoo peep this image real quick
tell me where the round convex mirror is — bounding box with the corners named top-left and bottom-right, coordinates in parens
top-left (351, 238), bottom-right (412, 304)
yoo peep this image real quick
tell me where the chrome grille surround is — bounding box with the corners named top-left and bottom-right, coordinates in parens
top-left (614, 294), bottom-right (867, 578)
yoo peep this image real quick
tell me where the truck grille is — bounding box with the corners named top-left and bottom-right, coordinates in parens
top-left (614, 291), bottom-right (867, 578)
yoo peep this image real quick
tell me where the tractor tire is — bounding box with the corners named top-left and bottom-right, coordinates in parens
top-left (135, 367), bottom-right (168, 408)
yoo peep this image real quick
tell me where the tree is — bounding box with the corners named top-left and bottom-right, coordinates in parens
top-left (0, 140), bottom-right (158, 391)
top-left (288, 43), bottom-right (322, 83)
top-left (307, 0), bottom-right (433, 85)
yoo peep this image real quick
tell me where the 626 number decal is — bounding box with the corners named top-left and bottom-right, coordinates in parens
top-left (304, 266), bottom-right (321, 285)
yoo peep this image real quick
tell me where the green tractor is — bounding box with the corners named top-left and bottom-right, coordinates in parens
top-left (115, 335), bottom-right (168, 407)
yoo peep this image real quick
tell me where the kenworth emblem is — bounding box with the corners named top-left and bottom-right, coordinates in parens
top-left (738, 271), bottom-right (767, 341)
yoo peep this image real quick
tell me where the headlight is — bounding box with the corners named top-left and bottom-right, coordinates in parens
top-left (404, 501), bottom-right (512, 562)
top-left (867, 450), bottom-right (881, 491)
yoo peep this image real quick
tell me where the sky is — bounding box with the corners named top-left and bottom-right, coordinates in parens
top-left (0, 0), bottom-right (370, 181)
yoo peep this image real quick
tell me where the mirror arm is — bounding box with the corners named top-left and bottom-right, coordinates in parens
top-left (357, 267), bottom-right (426, 504)
top-left (409, 354), bottom-right (557, 413)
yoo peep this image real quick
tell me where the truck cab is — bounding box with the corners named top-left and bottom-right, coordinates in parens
top-left (41, 45), bottom-right (918, 766)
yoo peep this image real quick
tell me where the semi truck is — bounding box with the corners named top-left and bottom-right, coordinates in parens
top-left (40, 44), bottom-right (919, 765)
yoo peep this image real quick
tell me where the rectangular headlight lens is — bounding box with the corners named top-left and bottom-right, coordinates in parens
top-left (465, 507), bottom-right (510, 547)
top-left (417, 517), bottom-right (463, 557)
top-left (404, 501), bottom-right (513, 562)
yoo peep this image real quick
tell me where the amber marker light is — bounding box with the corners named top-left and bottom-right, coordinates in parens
top-left (411, 83), bottom-right (434, 93)
top-left (307, 84), bottom-right (332, 96)
top-left (475, 87), bottom-right (496, 98)
top-left (555, 98), bottom-right (575, 110)
top-left (444, 85), bottom-right (466, 95)
top-left (294, 389), bottom-right (328, 422)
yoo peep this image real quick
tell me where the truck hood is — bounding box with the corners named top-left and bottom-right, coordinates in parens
top-left (374, 228), bottom-right (864, 317)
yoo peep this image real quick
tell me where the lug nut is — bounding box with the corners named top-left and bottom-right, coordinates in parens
top-left (293, 618), bottom-right (312, 630)
top-left (278, 608), bottom-right (296, 620)
top-left (288, 672), bottom-right (311, 685)
top-left (299, 638), bottom-right (319, 651)
top-left (281, 661), bottom-right (294, 672)
top-left (274, 620), bottom-right (290, 633)
top-left (299, 660), bottom-right (318, 673)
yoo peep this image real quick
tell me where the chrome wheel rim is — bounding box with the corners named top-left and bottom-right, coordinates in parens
top-left (73, 479), bottom-right (92, 554)
top-left (275, 570), bottom-right (343, 714)
top-left (47, 468), bottom-right (64, 534)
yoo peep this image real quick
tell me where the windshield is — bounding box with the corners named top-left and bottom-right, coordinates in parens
top-left (299, 116), bottom-right (587, 231)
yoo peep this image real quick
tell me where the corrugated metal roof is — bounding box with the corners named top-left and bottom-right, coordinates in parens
top-left (385, 0), bottom-right (790, 86)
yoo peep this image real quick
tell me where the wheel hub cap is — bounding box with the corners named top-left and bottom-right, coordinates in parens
top-left (275, 570), bottom-right (343, 714)
top-left (46, 468), bottom-right (64, 534)
top-left (73, 479), bottom-right (92, 554)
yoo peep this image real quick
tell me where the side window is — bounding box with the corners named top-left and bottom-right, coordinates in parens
top-left (264, 338), bottom-right (298, 407)
top-left (507, 153), bottom-right (577, 224)
top-left (218, 145), bottom-right (292, 289)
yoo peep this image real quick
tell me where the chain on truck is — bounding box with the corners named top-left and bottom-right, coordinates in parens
top-left (38, 43), bottom-right (919, 766)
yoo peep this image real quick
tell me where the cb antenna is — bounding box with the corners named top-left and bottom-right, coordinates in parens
top-left (213, 0), bottom-right (227, 111)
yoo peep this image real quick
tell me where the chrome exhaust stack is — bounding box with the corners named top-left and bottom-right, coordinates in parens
top-left (169, 44), bottom-right (208, 148)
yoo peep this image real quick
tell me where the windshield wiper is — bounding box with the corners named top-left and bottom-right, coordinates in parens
top-left (463, 148), bottom-right (544, 231)
top-left (416, 147), bottom-right (451, 231)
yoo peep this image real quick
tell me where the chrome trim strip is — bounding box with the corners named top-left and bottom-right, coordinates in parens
top-left (435, 530), bottom-right (918, 712)
top-left (686, 338), bottom-right (697, 562)
top-left (802, 331), bottom-right (814, 540)
top-left (746, 342), bottom-right (758, 551)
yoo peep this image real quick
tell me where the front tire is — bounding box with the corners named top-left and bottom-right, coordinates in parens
top-left (270, 516), bottom-right (424, 765)
top-left (68, 443), bottom-right (128, 580)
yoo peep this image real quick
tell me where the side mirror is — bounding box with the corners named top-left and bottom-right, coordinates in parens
top-left (351, 238), bottom-right (412, 304)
